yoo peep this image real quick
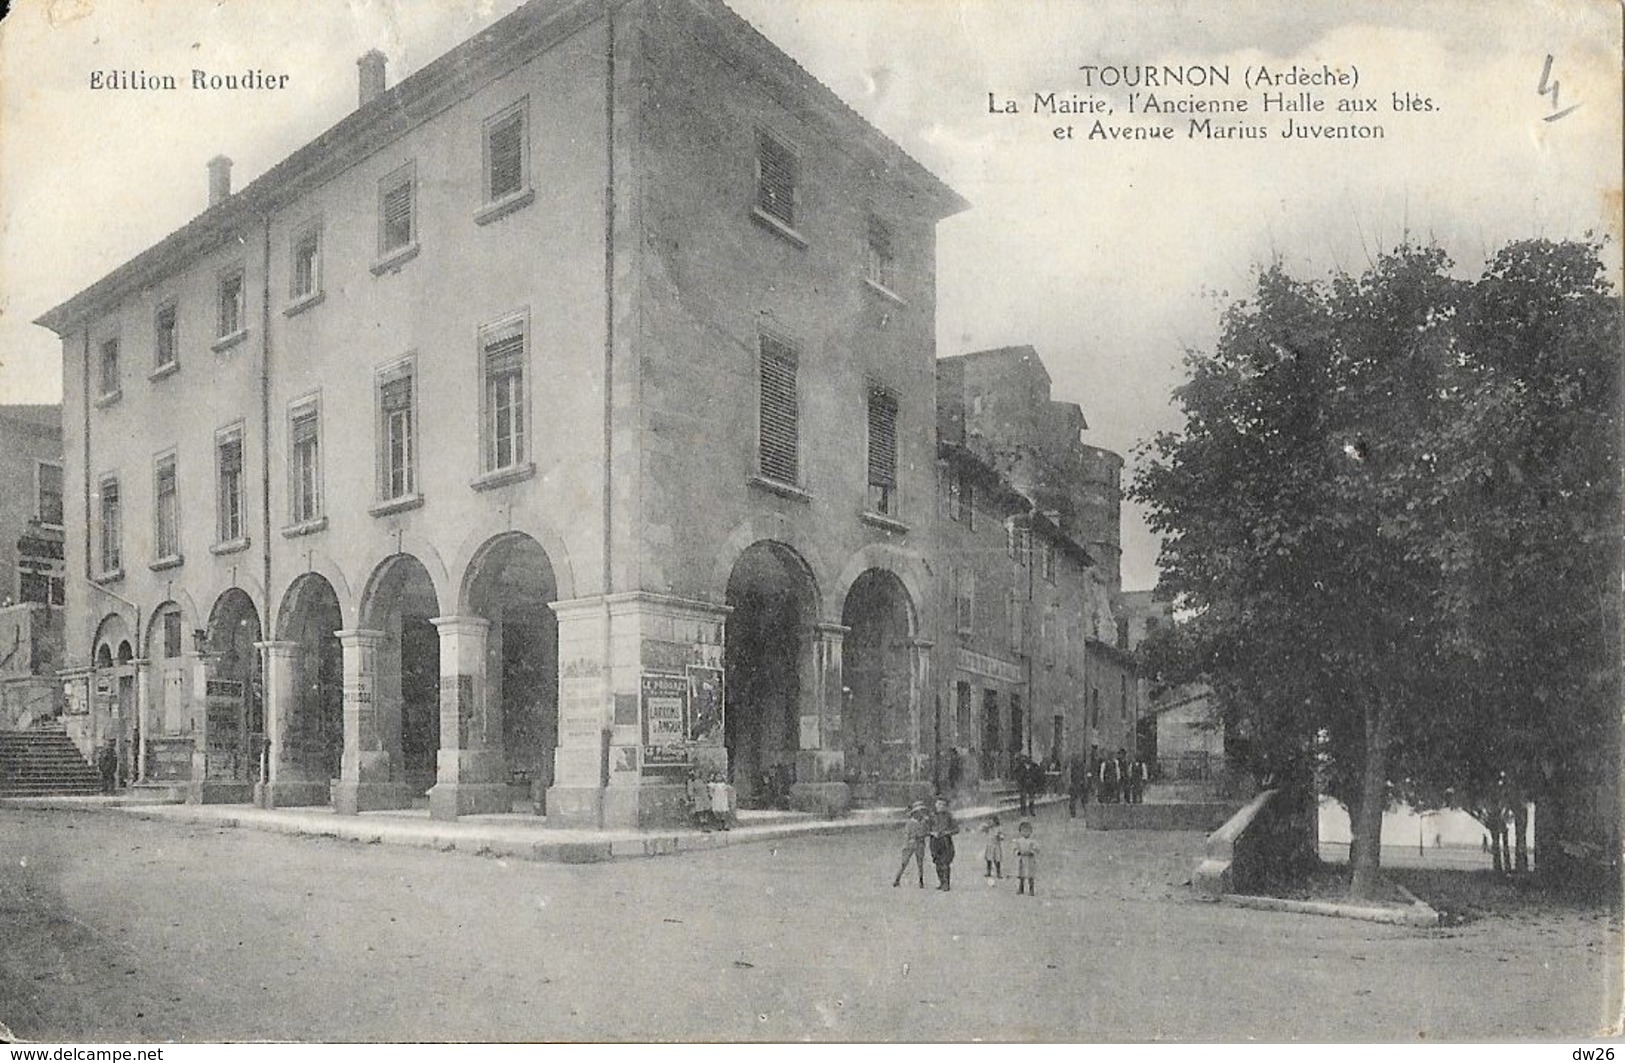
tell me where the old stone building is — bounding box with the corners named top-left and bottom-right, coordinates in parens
top-left (37, 0), bottom-right (967, 826)
top-left (0, 405), bottom-right (65, 731)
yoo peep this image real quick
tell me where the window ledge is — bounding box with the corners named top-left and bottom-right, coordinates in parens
top-left (863, 277), bottom-right (906, 306)
top-left (471, 463), bottom-right (536, 492)
top-left (95, 567), bottom-right (125, 584)
top-left (209, 537), bottom-right (251, 556)
top-left (148, 361), bottom-right (179, 383)
top-left (212, 330), bottom-right (249, 354)
top-left (475, 187), bottom-right (535, 226)
top-left (93, 389), bottom-right (123, 409)
top-left (369, 493), bottom-right (424, 517)
top-left (860, 511), bottom-right (910, 534)
top-left (370, 243), bottom-right (420, 276)
top-left (748, 475), bottom-right (811, 503)
top-left (148, 554), bottom-right (184, 573)
top-left (280, 516), bottom-right (328, 539)
top-left (283, 290), bottom-right (325, 318)
top-left (750, 208), bottom-right (809, 250)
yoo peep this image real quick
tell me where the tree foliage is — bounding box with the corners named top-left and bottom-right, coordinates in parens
top-left (1132, 238), bottom-right (1621, 895)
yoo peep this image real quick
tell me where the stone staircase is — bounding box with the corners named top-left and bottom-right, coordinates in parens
top-left (0, 727), bottom-right (103, 797)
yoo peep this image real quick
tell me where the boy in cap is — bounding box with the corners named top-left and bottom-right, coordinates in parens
top-left (892, 800), bottom-right (929, 888)
top-left (927, 795), bottom-right (959, 890)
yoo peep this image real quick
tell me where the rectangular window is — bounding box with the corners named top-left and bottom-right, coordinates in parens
top-left (162, 609), bottom-right (182, 659)
top-left (866, 386), bottom-right (899, 515)
top-left (216, 427), bottom-right (244, 543)
top-left (480, 319), bottom-right (527, 473)
top-left (755, 132), bottom-right (797, 228)
top-left (154, 303), bottom-right (178, 371)
top-left (484, 103), bottom-right (527, 203)
top-left (37, 462), bottom-right (63, 527)
top-left (379, 165), bottom-right (416, 254)
top-left (865, 217), bottom-right (896, 291)
top-left (290, 224), bottom-right (321, 301)
top-left (758, 333), bottom-right (799, 485)
top-left (99, 477), bottom-right (121, 574)
top-left (218, 270), bottom-right (245, 338)
top-left (99, 339), bottom-right (120, 397)
top-left (955, 568), bottom-right (974, 635)
top-left (1121, 676), bottom-right (1129, 720)
top-left (1090, 689), bottom-right (1100, 731)
top-left (1009, 594), bottom-right (1025, 655)
top-left (378, 364), bottom-right (416, 500)
top-left (1008, 693), bottom-right (1023, 755)
top-left (154, 454), bottom-right (179, 560)
top-left (1043, 607), bottom-right (1056, 666)
top-left (290, 403), bottom-right (322, 523)
top-left (1117, 618), bottom-right (1130, 649)
top-left (955, 681), bottom-right (972, 744)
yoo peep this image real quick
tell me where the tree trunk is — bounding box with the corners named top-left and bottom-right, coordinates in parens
top-left (1489, 822), bottom-right (1504, 872)
top-left (1499, 818), bottom-right (1513, 873)
top-left (1513, 802), bottom-right (1529, 872)
top-left (1349, 702), bottom-right (1387, 899)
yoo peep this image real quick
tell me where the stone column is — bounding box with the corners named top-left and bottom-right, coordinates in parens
top-left (546, 597), bottom-right (610, 827)
top-left (789, 622), bottom-right (850, 815)
top-left (902, 637), bottom-right (934, 802)
top-left (187, 650), bottom-right (250, 804)
top-left (254, 640), bottom-right (325, 807)
top-left (333, 628), bottom-right (410, 814)
top-left (427, 615), bottom-right (510, 818)
top-left (131, 657), bottom-right (151, 783)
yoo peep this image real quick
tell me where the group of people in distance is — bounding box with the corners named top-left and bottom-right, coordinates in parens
top-left (892, 797), bottom-right (1040, 896)
top-left (1068, 745), bottom-right (1149, 812)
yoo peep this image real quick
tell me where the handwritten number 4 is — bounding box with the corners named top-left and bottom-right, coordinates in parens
top-left (1539, 54), bottom-right (1581, 123)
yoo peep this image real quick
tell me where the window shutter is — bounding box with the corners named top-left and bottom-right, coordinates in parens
top-left (292, 409), bottom-right (319, 446)
top-left (758, 335), bottom-right (799, 484)
top-left (382, 181), bottom-right (413, 249)
top-left (484, 324), bottom-right (525, 375)
top-left (866, 388), bottom-right (898, 488)
top-left (756, 134), bottom-right (796, 226)
top-left (488, 113), bottom-right (524, 200)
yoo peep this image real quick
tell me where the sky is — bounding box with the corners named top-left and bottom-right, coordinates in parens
top-left (1, 0), bottom-right (1619, 592)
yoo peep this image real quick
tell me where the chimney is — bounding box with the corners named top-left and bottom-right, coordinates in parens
top-left (207, 155), bottom-right (232, 207)
top-left (357, 49), bottom-right (388, 106)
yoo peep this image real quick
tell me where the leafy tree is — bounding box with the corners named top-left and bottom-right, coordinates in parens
top-left (1133, 238), bottom-right (1620, 897)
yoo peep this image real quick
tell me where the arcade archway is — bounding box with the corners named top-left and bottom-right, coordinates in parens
top-left (358, 555), bottom-right (441, 798)
top-left (841, 568), bottom-right (916, 787)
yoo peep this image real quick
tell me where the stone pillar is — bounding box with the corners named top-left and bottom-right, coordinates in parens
top-left (254, 640), bottom-right (326, 807)
top-left (427, 615), bottom-right (510, 818)
top-left (131, 658), bottom-right (151, 783)
top-left (789, 622), bottom-right (850, 815)
top-left (546, 597), bottom-right (610, 827)
top-left (908, 637), bottom-right (934, 784)
top-left (333, 629), bottom-right (410, 814)
top-left (187, 650), bottom-right (250, 804)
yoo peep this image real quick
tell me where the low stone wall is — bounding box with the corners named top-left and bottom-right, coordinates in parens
top-left (1088, 802), bottom-right (1239, 832)
top-left (1193, 787), bottom-right (1318, 898)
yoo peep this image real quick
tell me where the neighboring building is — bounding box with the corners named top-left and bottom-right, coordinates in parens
top-left (937, 346), bottom-right (1123, 593)
top-left (0, 405), bottom-right (65, 730)
top-left (36, 0), bottom-right (966, 826)
top-left (936, 348), bottom-right (1137, 790)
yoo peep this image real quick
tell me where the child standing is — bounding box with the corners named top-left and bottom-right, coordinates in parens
top-left (1013, 820), bottom-right (1039, 896)
top-left (707, 772), bottom-right (733, 831)
top-left (893, 801), bottom-right (929, 887)
top-left (981, 814), bottom-right (1006, 880)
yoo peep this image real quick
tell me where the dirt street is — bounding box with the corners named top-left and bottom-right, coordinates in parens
top-left (0, 805), bottom-right (1615, 1042)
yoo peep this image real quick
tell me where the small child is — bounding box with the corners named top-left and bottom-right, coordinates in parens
top-left (893, 801), bottom-right (929, 887)
top-left (1013, 820), bottom-right (1039, 896)
top-left (707, 772), bottom-right (733, 831)
top-left (982, 814), bottom-right (1006, 880)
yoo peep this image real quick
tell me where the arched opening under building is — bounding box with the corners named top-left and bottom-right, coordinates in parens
top-left (723, 541), bottom-right (816, 808)
top-left (90, 614), bottom-right (137, 780)
top-left (464, 533), bottom-right (559, 809)
top-left (359, 555), bottom-right (442, 799)
top-left (840, 568), bottom-right (914, 790)
top-left (205, 588), bottom-right (263, 787)
top-left (276, 574), bottom-right (343, 795)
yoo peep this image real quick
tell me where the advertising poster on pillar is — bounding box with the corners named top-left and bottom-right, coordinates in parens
top-left (640, 673), bottom-right (689, 776)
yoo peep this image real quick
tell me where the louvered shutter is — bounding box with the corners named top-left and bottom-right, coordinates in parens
top-left (756, 134), bottom-right (796, 227)
top-left (758, 335), bottom-right (799, 484)
top-left (866, 388), bottom-right (898, 488)
top-left (380, 375), bottom-right (412, 412)
top-left (382, 180), bottom-right (413, 251)
top-left (488, 113), bottom-right (524, 201)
